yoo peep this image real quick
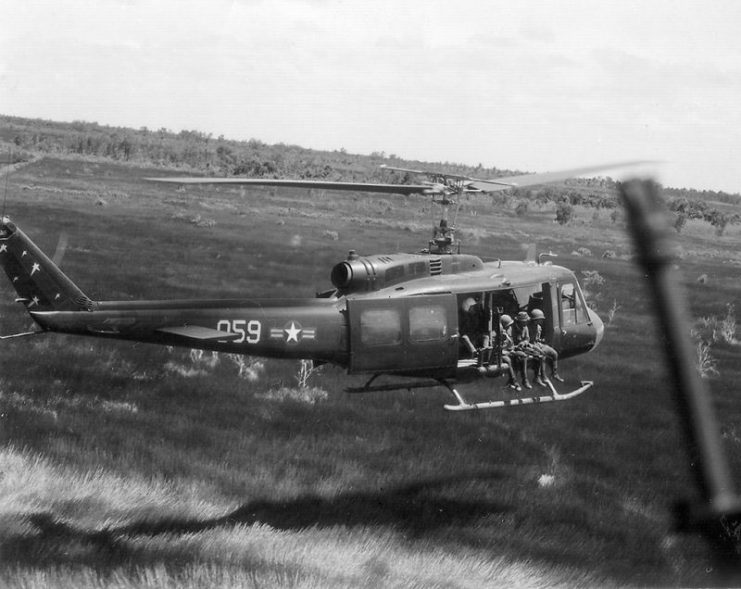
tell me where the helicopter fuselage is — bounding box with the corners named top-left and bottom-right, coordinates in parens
top-left (2, 219), bottom-right (603, 382)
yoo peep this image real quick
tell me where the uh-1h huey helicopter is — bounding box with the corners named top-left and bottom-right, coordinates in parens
top-left (0, 162), bottom-right (635, 411)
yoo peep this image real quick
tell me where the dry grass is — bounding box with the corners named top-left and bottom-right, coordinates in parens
top-left (0, 446), bottom-right (600, 588)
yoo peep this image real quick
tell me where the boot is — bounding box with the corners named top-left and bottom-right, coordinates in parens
top-left (535, 375), bottom-right (547, 387)
top-left (552, 372), bottom-right (565, 383)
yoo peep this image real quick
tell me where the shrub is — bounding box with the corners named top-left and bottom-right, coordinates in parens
top-left (695, 340), bottom-right (719, 379)
top-left (606, 299), bottom-right (621, 327)
top-left (555, 202), bottom-right (573, 225)
top-left (225, 354), bottom-right (266, 381)
top-left (580, 270), bottom-right (605, 309)
top-left (717, 304), bottom-right (737, 345)
top-left (581, 269), bottom-right (605, 290)
top-left (514, 200), bottom-right (529, 217)
top-left (692, 305), bottom-right (737, 347)
top-left (259, 386), bottom-right (328, 404)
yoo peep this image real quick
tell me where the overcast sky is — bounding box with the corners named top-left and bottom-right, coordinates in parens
top-left (2, 0), bottom-right (741, 193)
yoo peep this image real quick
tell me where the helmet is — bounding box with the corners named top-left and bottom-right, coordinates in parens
top-left (500, 314), bottom-right (513, 328)
top-left (530, 308), bottom-right (545, 320)
top-left (461, 297), bottom-right (476, 312)
top-left (516, 311), bottom-right (530, 323)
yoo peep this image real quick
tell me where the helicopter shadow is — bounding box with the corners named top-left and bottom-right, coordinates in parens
top-left (111, 469), bottom-right (511, 538)
top-left (11, 469), bottom-right (512, 571)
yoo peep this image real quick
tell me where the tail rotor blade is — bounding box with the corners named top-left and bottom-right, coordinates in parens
top-left (52, 232), bottom-right (69, 267)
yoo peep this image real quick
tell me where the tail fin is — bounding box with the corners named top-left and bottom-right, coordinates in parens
top-left (0, 217), bottom-right (94, 312)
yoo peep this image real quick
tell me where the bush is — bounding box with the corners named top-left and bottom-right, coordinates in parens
top-left (514, 200), bottom-right (529, 217)
top-left (555, 202), bottom-right (573, 225)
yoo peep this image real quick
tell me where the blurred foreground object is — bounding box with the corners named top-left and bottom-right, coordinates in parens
top-left (620, 179), bottom-right (741, 579)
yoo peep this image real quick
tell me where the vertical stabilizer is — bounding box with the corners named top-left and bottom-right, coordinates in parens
top-left (0, 217), bottom-right (94, 312)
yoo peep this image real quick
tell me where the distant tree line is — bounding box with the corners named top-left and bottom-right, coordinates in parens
top-left (1, 114), bottom-right (739, 233)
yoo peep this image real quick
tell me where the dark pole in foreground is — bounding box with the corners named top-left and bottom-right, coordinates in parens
top-left (620, 179), bottom-right (741, 578)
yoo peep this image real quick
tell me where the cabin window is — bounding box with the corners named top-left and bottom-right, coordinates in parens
top-left (560, 282), bottom-right (585, 326)
top-left (409, 304), bottom-right (448, 342)
top-left (360, 308), bottom-right (402, 346)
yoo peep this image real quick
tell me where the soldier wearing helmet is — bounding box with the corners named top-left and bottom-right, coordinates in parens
top-left (529, 308), bottom-right (564, 382)
top-left (500, 313), bottom-right (533, 389)
top-left (512, 311), bottom-right (546, 387)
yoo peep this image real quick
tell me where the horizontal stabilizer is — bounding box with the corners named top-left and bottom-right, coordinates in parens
top-left (156, 325), bottom-right (241, 341)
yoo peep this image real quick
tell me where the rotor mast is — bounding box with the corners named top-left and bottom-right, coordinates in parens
top-left (428, 179), bottom-right (464, 255)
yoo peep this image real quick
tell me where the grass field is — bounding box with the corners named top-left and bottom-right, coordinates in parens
top-left (2, 155), bottom-right (741, 587)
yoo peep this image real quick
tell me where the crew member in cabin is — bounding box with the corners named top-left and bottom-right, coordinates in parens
top-left (460, 296), bottom-right (486, 358)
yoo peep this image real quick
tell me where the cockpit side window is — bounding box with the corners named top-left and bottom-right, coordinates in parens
top-left (560, 282), bottom-right (586, 326)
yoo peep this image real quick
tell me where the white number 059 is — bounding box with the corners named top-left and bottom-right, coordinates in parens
top-left (216, 319), bottom-right (261, 343)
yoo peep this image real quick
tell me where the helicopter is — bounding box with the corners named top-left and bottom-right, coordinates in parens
top-left (0, 162), bottom-right (638, 411)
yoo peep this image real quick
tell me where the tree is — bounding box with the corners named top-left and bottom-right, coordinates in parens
top-left (555, 202), bottom-right (573, 225)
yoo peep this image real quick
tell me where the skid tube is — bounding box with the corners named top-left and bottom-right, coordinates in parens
top-left (442, 378), bottom-right (594, 411)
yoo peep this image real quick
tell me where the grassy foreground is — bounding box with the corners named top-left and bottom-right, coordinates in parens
top-left (1, 155), bottom-right (740, 586)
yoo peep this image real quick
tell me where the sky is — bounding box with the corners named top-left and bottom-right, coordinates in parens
top-left (2, 0), bottom-right (741, 193)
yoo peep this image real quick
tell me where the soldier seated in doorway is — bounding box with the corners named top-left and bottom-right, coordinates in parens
top-left (511, 311), bottom-right (546, 388)
top-left (500, 314), bottom-right (531, 390)
top-left (529, 308), bottom-right (564, 383)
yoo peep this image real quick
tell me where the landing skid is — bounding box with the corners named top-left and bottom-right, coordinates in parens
top-left (344, 374), bottom-right (593, 411)
top-left (442, 378), bottom-right (594, 411)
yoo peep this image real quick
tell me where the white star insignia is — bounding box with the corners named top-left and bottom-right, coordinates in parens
top-left (0, 244), bottom-right (7, 253)
top-left (284, 322), bottom-right (301, 343)
top-left (31, 262), bottom-right (41, 276)
top-left (28, 296), bottom-right (39, 308)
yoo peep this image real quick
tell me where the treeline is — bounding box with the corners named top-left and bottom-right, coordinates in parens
top-left (667, 197), bottom-right (740, 235)
top-left (0, 115), bottom-right (511, 184)
top-left (2, 114), bottom-right (739, 232)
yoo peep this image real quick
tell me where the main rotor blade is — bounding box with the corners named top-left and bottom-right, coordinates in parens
top-left (469, 160), bottom-right (655, 192)
top-left (145, 177), bottom-right (435, 196)
top-left (379, 164), bottom-right (473, 181)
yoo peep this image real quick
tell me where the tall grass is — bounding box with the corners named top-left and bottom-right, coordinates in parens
top-left (1, 155), bottom-right (739, 586)
top-left (0, 446), bottom-right (603, 588)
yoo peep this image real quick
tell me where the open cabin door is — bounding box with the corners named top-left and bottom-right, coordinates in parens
top-left (347, 294), bottom-right (459, 377)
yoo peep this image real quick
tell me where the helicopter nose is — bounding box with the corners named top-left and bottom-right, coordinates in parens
top-left (590, 309), bottom-right (605, 350)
